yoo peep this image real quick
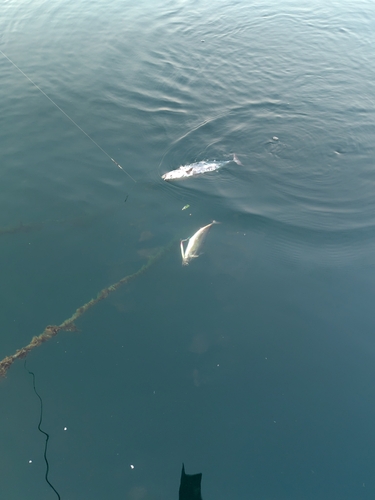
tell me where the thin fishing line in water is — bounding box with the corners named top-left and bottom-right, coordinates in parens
top-left (158, 110), bottom-right (231, 175)
top-left (24, 361), bottom-right (61, 500)
top-left (0, 49), bottom-right (136, 184)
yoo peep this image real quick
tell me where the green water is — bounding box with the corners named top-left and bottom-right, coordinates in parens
top-left (1, 1), bottom-right (375, 499)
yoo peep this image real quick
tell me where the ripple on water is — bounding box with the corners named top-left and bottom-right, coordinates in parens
top-left (156, 101), bottom-right (375, 265)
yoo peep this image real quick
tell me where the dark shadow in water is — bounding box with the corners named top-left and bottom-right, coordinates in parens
top-left (0, 220), bottom-right (45, 236)
top-left (0, 206), bottom-right (124, 238)
top-left (179, 464), bottom-right (203, 500)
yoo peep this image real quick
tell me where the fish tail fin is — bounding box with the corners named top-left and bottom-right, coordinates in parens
top-left (233, 153), bottom-right (242, 165)
top-left (212, 220), bottom-right (221, 224)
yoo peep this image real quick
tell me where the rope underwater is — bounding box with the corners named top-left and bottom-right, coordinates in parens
top-left (0, 242), bottom-right (174, 378)
top-left (0, 49), bottom-right (136, 184)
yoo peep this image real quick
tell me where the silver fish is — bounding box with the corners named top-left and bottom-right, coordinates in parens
top-left (180, 221), bottom-right (219, 265)
top-left (162, 154), bottom-right (241, 181)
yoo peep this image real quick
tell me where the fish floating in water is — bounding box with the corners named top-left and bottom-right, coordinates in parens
top-left (162, 154), bottom-right (242, 181)
top-left (180, 221), bottom-right (219, 265)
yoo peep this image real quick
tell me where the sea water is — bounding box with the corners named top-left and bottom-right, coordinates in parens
top-left (1, 1), bottom-right (375, 498)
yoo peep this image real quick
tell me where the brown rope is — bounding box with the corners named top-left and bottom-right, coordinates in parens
top-left (0, 242), bottom-right (173, 378)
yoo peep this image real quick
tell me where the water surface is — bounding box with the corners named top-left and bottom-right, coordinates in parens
top-left (1, 1), bottom-right (375, 499)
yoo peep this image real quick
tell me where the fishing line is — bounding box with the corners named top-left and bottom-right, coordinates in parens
top-left (0, 49), bottom-right (136, 184)
top-left (24, 361), bottom-right (61, 500)
top-left (158, 109), bottom-right (230, 177)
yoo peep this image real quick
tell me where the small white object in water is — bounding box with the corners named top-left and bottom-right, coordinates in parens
top-left (180, 221), bottom-right (219, 265)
